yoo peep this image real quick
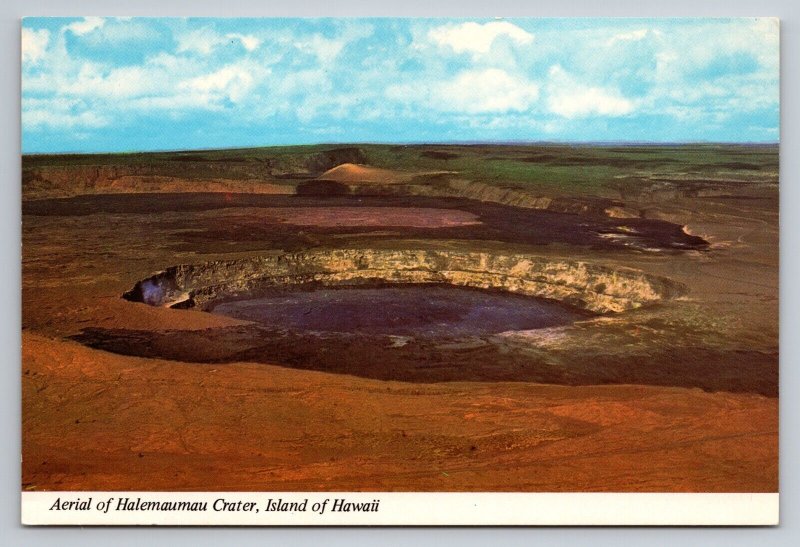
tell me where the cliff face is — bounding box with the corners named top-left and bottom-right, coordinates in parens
top-left (22, 165), bottom-right (297, 198)
top-left (22, 161), bottom-right (614, 218)
top-left (125, 249), bottom-right (685, 314)
top-left (340, 179), bottom-right (618, 216)
top-left (22, 148), bottom-right (369, 198)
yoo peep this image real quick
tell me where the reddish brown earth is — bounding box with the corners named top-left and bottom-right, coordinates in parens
top-left (316, 163), bottom-right (450, 184)
top-left (240, 206), bottom-right (481, 228)
top-left (22, 333), bottom-right (776, 492)
top-left (21, 155), bottom-right (778, 493)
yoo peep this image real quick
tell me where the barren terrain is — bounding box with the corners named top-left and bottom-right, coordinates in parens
top-left (22, 144), bottom-right (778, 492)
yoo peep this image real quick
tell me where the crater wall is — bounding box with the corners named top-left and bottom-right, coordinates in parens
top-left (124, 249), bottom-right (685, 314)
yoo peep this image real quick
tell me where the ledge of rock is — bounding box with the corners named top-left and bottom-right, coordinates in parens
top-left (124, 249), bottom-right (686, 315)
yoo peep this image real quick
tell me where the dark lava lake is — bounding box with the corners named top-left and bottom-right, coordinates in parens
top-left (209, 285), bottom-right (585, 338)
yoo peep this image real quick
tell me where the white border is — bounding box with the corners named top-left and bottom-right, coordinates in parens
top-left (21, 492), bottom-right (779, 526)
top-left (7, 0), bottom-right (798, 542)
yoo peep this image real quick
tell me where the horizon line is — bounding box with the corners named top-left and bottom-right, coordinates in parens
top-left (22, 139), bottom-right (781, 157)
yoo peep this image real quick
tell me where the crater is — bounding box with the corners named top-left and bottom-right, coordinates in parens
top-left (22, 193), bottom-right (710, 254)
top-left (208, 285), bottom-right (586, 338)
top-left (123, 248), bottom-right (686, 315)
top-left (112, 248), bottom-right (689, 381)
top-left (74, 248), bottom-right (772, 393)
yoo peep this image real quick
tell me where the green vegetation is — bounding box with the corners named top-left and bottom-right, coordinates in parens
top-left (22, 143), bottom-right (778, 197)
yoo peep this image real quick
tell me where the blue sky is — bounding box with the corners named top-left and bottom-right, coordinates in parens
top-left (21, 17), bottom-right (779, 153)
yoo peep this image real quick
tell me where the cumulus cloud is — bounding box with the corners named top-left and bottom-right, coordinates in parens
top-left (22, 28), bottom-right (49, 63)
top-left (549, 88), bottom-right (634, 118)
top-left (177, 27), bottom-right (260, 55)
top-left (438, 69), bottom-right (540, 113)
top-left (547, 65), bottom-right (635, 118)
top-left (76, 19), bottom-right (162, 46)
top-left (23, 97), bottom-right (109, 130)
top-left (605, 29), bottom-right (652, 46)
top-left (70, 64), bottom-right (166, 98)
top-left (639, 18), bottom-right (778, 123)
top-left (295, 24), bottom-right (373, 65)
top-left (180, 63), bottom-right (260, 103)
top-left (428, 21), bottom-right (533, 55)
top-left (385, 68), bottom-right (540, 116)
top-left (25, 109), bottom-right (109, 130)
top-left (64, 17), bottom-right (105, 36)
top-left (227, 33), bottom-right (261, 52)
top-left (176, 28), bottom-right (218, 54)
top-left (19, 18), bottom-right (780, 150)
top-left (296, 34), bottom-right (346, 64)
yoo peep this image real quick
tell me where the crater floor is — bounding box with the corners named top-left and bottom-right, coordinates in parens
top-left (210, 286), bottom-right (585, 337)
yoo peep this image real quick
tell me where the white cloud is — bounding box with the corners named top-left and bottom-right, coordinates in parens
top-left (176, 27), bottom-right (224, 55)
top-left (606, 29), bottom-right (651, 46)
top-left (549, 88), bottom-right (634, 118)
top-left (53, 63), bottom-right (164, 99)
top-left (78, 19), bottom-right (162, 45)
top-left (295, 25), bottom-right (372, 65)
top-left (295, 92), bottom-right (362, 123)
top-left (274, 69), bottom-right (329, 96)
top-left (547, 65), bottom-right (635, 118)
top-left (296, 34), bottom-right (345, 64)
top-left (227, 33), bottom-right (261, 52)
top-left (127, 94), bottom-right (224, 112)
top-left (25, 109), bottom-right (109, 129)
top-left (65, 17), bottom-right (105, 36)
top-left (146, 52), bottom-right (201, 72)
top-left (180, 63), bottom-right (264, 104)
top-left (177, 28), bottom-right (260, 55)
top-left (439, 68), bottom-right (539, 113)
top-left (387, 68), bottom-right (540, 114)
top-left (641, 19), bottom-right (779, 121)
top-left (22, 28), bottom-right (49, 63)
top-left (663, 82), bottom-right (727, 104)
top-left (23, 97), bottom-right (109, 130)
top-left (654, 19), bottom-right (779, 85)
top-left (428, 21), bottom-right (533, 55)
top-left (19, 18), bottom-right (779, 144)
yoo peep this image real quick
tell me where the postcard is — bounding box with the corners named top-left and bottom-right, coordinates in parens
top-left (21, 17), bottom-right (779, 525)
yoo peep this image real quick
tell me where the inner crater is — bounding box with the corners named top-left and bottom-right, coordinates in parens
top-left (69, 248), bottom-right (693, 384)
top-left (121, 248), bottom-right (687, 316)
top-left (208, 285), bottom-right (586, 337)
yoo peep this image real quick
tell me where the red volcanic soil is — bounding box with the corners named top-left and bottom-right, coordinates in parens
top-left (316, 163), bottom-right (451, 184)
top-left (22, 333), bottom-right (777, 492)
top-left (316, 163), bottom-right (407, 183)
top-left (253, 206), bottom-right (480, 228)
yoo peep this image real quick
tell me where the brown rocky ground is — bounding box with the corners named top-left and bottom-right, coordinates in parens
top-left (23, 333), bottom-right (775, 492)
top-left (21, 147), bottom-right (778, 492)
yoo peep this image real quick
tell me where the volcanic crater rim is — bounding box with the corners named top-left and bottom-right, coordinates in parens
top-left (122, 248), bottom-right (687, 315)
